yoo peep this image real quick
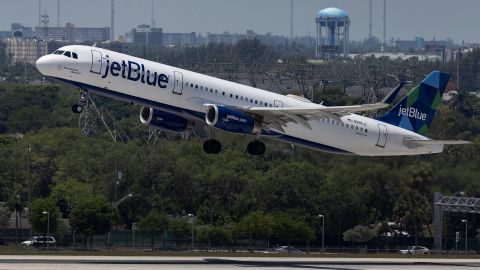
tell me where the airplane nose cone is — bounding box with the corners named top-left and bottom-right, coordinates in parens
top-left (36, 56), bottom-right (50, 75)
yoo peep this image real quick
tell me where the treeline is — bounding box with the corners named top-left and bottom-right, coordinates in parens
top-left (0, 80), bottom-right (479, 249)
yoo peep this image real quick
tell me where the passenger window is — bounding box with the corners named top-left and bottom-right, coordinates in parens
top-left (210, 89), bottom-right (213, 93)
top-left (255, 100), bottom-right (258, 104)
top-left (72, 52), bottom-right (78, 59)
top-left (63, 51), bottom-right (71, 57)
top-left (240, 96), bottom-right (243, 100)
top-left (222, 91), bottom-right (225, 96)
top-left (191, 83), bottom-right (193, 87)
top-left (195, 85), bottom-right (198, 89)
top-left (365, 129), bottom-right (368, 133)
top-left (215, 90), bottom-right (218, 94)
top-left (230, 94), bottom-right (233, 98)
top-left (200, 86), bottom-right (203, 90)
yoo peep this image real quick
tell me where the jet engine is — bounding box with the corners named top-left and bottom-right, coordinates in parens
top-left (205, 105), bottom-right (261, 134)
top-left (139, 107), bottom-right (193, 132)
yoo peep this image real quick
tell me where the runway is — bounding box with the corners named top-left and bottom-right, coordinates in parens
top-left (0, 255), bottom-right (479, 270)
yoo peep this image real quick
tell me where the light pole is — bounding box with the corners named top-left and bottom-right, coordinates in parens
top-left (318, 214), bottom-right (324, 253)
top-left (461, 219), bottom-right (467, 254)
top-left (26, 146), bottom-right (31, 206)
top-left (42, 211), bottom-right (49, 251)
top-left (188, 214), bottom-right (194, 252)
top-left (107, 193), bottom-right (133, 249)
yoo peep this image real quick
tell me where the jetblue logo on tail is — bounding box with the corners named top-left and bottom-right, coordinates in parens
top-left (397, 105), bottom-right (427, 121)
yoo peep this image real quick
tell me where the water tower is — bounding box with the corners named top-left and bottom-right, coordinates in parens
top-left (315, 7), bottom-right (350, 59)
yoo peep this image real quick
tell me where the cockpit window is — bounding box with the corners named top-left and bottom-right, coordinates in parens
top-left (64, 51), bottom-right (71, 57)
top-left (53, 50), bottom-right (65, 55)
top-left (72, 52), bottom-right (78, 59)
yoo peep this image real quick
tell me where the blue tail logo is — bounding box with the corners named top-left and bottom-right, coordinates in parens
top-left (377, 71), bottom-right (450, 135)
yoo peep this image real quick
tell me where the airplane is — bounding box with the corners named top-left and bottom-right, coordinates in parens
top-left (35, 45), bottom-right (469, 156)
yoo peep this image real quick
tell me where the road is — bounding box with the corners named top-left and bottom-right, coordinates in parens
top-left (0, 255), bottom-right (479, 270)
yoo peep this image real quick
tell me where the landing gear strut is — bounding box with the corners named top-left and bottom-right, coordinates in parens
top-left (203, 139), bottom-right (222, 154)
top-left (247, 140), bottom-right (266, 155)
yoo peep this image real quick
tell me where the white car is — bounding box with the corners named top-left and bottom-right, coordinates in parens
top-left (399, 246), bottom-right (430, 254)
top-left (21, 236), bottom-right (56, 247)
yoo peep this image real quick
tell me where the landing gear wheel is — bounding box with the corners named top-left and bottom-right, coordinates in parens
top-left (203, 139), bottom-right (222, 154)
top-left (72, 104), bottom-right (84, 114)
top-left (247, 140), bottom-right (266, 155)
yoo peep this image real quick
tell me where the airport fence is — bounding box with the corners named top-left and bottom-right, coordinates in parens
top-left (1, 229), bottom-right (478, 255)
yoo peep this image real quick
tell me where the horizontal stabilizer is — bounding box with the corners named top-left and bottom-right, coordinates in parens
top-left (404, 139), bottom-right (471, 148)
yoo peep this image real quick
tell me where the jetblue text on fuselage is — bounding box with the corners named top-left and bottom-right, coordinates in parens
top-left (102, 59), bottom-right (168, 88)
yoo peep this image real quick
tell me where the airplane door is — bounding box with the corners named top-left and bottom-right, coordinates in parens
top-left (172, 71), bottom-right (183, 95)
top-left (376, 124), bottom-right (388, 148)
top-left (90, 50), bottom-right (102, 74)
top-left (274, 100), bottom-right (283, 107)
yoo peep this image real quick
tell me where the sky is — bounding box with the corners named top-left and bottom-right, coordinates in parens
top-left (1, 0), bottom-right (479, 43)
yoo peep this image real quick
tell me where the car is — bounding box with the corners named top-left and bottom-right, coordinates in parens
top-left (272, 246), bottom-right (305, 254)
top-left (21, 236), bottom-right (56, 247)
top-left (399, 246), bottom-right (430, 255)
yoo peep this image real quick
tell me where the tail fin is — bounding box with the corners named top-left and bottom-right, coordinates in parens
top-left (377, 71), bottom-right (450, 135)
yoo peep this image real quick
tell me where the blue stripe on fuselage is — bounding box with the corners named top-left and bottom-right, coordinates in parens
top-left (53, 77), bottom-right (353, 155)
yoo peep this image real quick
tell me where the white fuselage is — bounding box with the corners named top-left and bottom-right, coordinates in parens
top-left (36, 45), bottom-right (443, 156)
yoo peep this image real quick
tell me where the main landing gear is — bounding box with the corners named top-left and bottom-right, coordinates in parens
top-left (202, 138), bottom-right (266, 156)
top-left (247, 140), bottom-right (266, 156)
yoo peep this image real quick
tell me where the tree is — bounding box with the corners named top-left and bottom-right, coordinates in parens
top-left (168, 218), bottom-right (190, 239)
top-left (235, 210), bottom-right (274, 251)
top-left (69, 196), bottom-right (112, 250)
top-left (197, 225), bottom-right (232, 249)
top-left (138, 210), bottom-right (169, 250)
top-left (28, 198), bottom-right (60, 236)
top-left (343, 225), bottom-right (380, 243)
top-left (393, 189), bottom-right (431, 245)
top-left (0, 207), bottom-right (10, 231)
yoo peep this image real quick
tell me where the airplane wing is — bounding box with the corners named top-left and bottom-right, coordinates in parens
top-left (246, 82), bottom-right (403, 132)
top-left (404, 139), bottom-right (472, 148)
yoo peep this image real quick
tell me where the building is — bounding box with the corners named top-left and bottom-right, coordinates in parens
top-left (130, 25), bottom-right (163, 46)
top-left (11, 23), bottom-right (34, 39)
top-left (5, 38), bottom-right (48, 65)
top-left (207, 31), bottom-right (256, 45)
top-left (315, 7), bottom-right (350, 59)
top-left (0, 31), bottom-right (11, 41)
top-left (34, 23), bottom-right (110, 42)
top-left (163, 32), bottom-right (196, 47)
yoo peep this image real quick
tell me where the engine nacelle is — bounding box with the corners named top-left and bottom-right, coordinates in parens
top-left (205, 105), bottom-right (261, 134)
top-left (139, 107), bottom-right (193, 132)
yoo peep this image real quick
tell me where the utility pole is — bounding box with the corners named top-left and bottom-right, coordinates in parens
top-left (111, 0), bottom-right (115, 41)
top-left (38, 0), bottom-right (42, 26)
top-left (318, 214), bottom-right (325, 253)
top-left (462, 219), bottom-right (467, 254)
top-left (457, 49), bottom-right (461, 91)
top-left (290, 0), bottom-right (294, 40)
top-left (57, 0), bottom-right (60, 27)
top-left (382, 0), bottom-right (386, 52)
top-left (368, 0), bottom-right (373, 38)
